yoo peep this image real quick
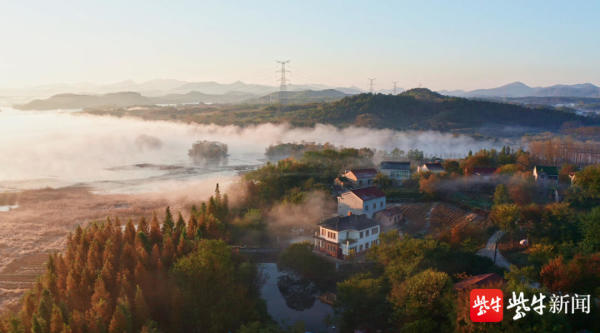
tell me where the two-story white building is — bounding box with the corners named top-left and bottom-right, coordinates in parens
top-left (314, 214), bottom-right (380, 258)
top-left (337, 187), bottom-right (386, 218)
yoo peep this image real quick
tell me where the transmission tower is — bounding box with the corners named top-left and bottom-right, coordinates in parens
top-left (368, 78), bottom-right (375, 94)
top-left (393, 81), bottom-right (398, 95)
top-left (276, 60), bottom-right (290, 112)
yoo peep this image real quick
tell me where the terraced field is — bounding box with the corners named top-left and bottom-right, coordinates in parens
top-left (394, 202), bottom-right (486, 238)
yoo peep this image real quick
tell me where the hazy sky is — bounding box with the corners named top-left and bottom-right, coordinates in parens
top-left (1, 0), bottom-right (599, 91)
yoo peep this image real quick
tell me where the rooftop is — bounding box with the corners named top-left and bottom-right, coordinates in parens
top-left (423, 162), bottom-right (444, 171)
top-left (347, 168), bottom-right (378, 178)
top-left (380, 161), bottom-right (410, 170)
top-left (350, 186), bottom-right (386, 201)
top-left (319, 214), bottom-right (378, 232)
top-left (535, 165), bottom-right (559, 176)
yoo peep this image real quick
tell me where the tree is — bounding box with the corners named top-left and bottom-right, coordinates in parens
top-left (490, 204), bottom-right (521, 233)
top-left (149, 214), bottom-right (162, 246)
top-left (161, 207), bottom-right (174, 235)
top-left (442, 160), bottom-right (460, 174)
top-left (493, 184), bottom-right (510, 205)
top-left (49, 304), bottom-right (64, 333)
top-left (389, 269), bottom-right (454, 332)
top-left (335, 274), bottom-right (391, 332)
top-left (374, 172), bottom-right (393, 190)
top-left (571, 165), bottom-right (600, 207)
top-left (278, 242), bottom-right (335, 285)
top-left (581, 207), bottom-right (600, 254)
top-left (171, 240), bottom-right (261, 333)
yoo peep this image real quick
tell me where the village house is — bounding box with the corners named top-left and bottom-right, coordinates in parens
top-left (337, 187), bottom-right (386, 218)
top-left (417, 162), bottom-right (445, 174)
top-left (336, 168), bottom-right (378, 189)
top-left (374, 206), bottom-right (404, 231)
top-left (533, 165), bottom-right (559, 186)
top-left (314, 214), bottom-right (380, 259)
top-left (379, 161), bottom-right (411, 183)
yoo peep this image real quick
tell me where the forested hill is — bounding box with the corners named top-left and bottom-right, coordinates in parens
top-left (286, 89), bottom-right (592, 131)
top-left (83, 88), bottom-right (596, 136)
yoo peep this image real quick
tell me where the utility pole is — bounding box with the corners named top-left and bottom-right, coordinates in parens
top-left (393, 81), bottom-right (398, 95)
top-left (276, 60), bottom-right (290, 113)
top-left (368, 78), bottom-right (375, 94)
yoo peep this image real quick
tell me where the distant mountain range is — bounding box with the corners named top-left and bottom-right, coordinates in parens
top-left (1, 79), bottom-right (362, 101)
top-left (14, 89), bottom-right (350, 110)
top-left (441, 82), bottom-right (600, 98)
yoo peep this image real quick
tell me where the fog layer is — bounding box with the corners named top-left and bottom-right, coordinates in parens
top-left (0, 107), bottom-right (501, 193)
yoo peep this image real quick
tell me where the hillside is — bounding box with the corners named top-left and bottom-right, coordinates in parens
top-left (83, 88), bottom-right (596, 136)
top-left (443, 82), bottom-right (600, 98)
top-left (246, 89), bottom-right (347, 104)
top-left (16, 92), bottom-right (151, 110)
top-left (14, 91), bottom-right (254, 110)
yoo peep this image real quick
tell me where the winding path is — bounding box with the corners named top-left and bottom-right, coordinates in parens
top-left (476, 230), bottom-right (511, 270)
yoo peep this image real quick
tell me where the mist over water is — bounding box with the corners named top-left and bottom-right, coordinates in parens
top-left (0, 106), bottom-right (501, 193)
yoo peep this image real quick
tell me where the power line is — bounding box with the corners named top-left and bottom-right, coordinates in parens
top-left (368, 78), bottom-right (375, 94)
top-left (276, 60), bottom-right (290, 113)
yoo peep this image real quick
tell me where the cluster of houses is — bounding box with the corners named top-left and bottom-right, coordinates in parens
top-left (314, 160), bottom-right (565, 260)
top-left (315, 163), bottom-right (405, 260)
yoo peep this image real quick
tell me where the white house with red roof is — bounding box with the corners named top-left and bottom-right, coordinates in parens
top-left (337, 186), bottom-right (386, 218)
top-left (340, 168), bottom-right (378, 189)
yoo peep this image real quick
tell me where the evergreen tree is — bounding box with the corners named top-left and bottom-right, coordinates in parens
top-left (149, 214), bottom-right (162, 246)
top-left (493, 184), bottom-right (511, 205)
top-left (161, 207), bottom-right (174, 235)
top-left (49, 304), bottom-right (64, 333)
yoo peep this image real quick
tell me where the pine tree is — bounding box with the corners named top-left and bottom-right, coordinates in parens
top-left (161, 207), bottom-right (174, 235)
top-left (186, 215), bottom-right (198, 240)
top-left (161, 236), bottom-right (175, 268)
top-left (36, 289), bottom-right (53, 329)
top-left (149, 213), bottom-right (162, 246)
top-left (49, 304), bottom-right (64, 333)
top-left (108, 300), bottom-right (131, 333)
top-left (138, 217), bottom-right (149, 236)
top-left (124, 220), bottom-right (136, 245)
top-left (133, 286), bottom-right (150, 329)
top-left (89, 277), bottom-right (113, 331)
top-left (86, 240), bottom-right (103, 273)
top-left (493, 184), bottom-right (511, 206)
top-left (150, 244), bottom-right (161, 271)
top-left (175, 213), bottom-right (185, 236)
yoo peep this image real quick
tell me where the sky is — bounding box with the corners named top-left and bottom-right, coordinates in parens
top-left (0, 0), bottom-right (599, 91)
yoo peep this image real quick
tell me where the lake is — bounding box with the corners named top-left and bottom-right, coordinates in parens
top-left (259, 263), bottom-right (336, 333)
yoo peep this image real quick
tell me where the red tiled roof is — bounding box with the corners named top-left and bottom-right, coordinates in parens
top-left (350, 187), bottom-right (385, 201)
top-left (454, 273), bottom-right (504, 290)
top-left (348, 168), bottom-right (378, 178)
